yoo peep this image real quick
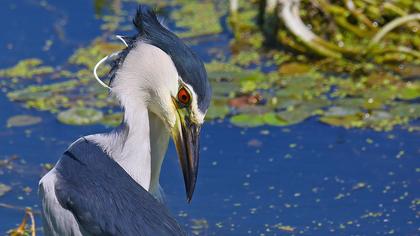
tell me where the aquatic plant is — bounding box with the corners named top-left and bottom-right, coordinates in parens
top-left (226, 0), bottom-right (420, 130)
top-left (0, 0), bottom-right (418, 131)
top-left (7, 208), bottom-right (35, 236)
top-left (0, 59), bottom-right (53, 80)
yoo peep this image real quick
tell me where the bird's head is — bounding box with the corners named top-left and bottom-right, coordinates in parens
top-left (107, 5), bottom-right (211, 202)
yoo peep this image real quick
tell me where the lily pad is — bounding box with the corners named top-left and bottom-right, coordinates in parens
top-left (210, 81), bottom-right (240, 96)
top-left (57, 108), bottom-right (103, 125)
top-left (262, 113), bottom-right (289, 126)
top-left (171, 2), bottom-right (223, 38)
top-left (324, 106), bottom-right (361, 116)
top-left (230, 114), bottom-right (265, 127)
top-left (390, 104), bottom-right (420, 119)
top-left (0, 0), bottom-right (418, 133)
top-left (319, 114), bottom-right (364, 128)
top-left (277, 109), bottom-right (312, 125)
top-left (7, 115), bottom-right (42, 128)
top-left (334, 98), bottom-right (366, 108)
top-left (206, 104), bottom-right (230, 120)
top-left (397, 83), bottom-right (420, 100)
top-left (278, 62), bottom-right (312, 75)
top-left (100, 113), bottom-right (123, 127)
top-left (236, 105), bottom-right (271, 115)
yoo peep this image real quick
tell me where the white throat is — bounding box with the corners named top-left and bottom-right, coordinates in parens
top-left (86, 107), bottom-right (169, 199)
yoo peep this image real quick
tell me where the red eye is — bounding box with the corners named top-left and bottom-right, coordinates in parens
top-left (177, 87), bottom-right (191, 105)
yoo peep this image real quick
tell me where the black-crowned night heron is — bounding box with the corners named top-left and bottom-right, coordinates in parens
top-left (39, 5), bottom-right (211, 236)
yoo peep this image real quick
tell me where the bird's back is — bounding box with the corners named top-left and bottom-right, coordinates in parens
top-left (39, 138), bottom-right (185, 236)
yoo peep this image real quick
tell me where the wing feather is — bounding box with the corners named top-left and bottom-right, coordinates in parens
top-left (54, 139), bottom-right (185, 236)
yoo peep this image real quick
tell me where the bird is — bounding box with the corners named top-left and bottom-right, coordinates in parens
top-left (38, 5), bottom-right (211, 236)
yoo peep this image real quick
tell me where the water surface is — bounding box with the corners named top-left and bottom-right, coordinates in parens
top-left (0, 1), bottom-right (418, 235)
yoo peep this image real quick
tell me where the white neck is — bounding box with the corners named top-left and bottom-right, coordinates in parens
top-left (86, 105), bottom-right (169, 198)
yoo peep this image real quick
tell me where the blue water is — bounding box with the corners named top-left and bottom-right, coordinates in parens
top-left (0, 1), bottom-right (419, 235)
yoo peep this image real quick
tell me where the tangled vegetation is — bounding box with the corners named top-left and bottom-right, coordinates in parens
top-left (0, 0), bottom-right (418, 131)
top-left (226, 0), bottom-right (419, 130)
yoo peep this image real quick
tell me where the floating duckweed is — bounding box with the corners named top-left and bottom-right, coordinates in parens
top-left (57, 108), bottom-right (104, 125)
top-left (397, 83), bottom-right (420, 100)
top-left (278, 63), bottom-right (313, 75)
top-left (319, 114), bottom-right (364, 129)
top-left (0, 183), bottom-right (11, 197)
top-left (206, 103), bottom-right (230, 120)
top-left (171, 2), bottom-right (223, 38)
top-left (0, 1), bottom-right (418, 131)
top-left (224, 0), bottom-right (420, 130)
top-left (6, 115), bottom-right (42, 128)
top-left (231, 114), bottom-right (265, 127)
top-left (69, 39), bottom-right (123, 69)
top-left (100, 112), bottom-right (123, 127)
top-left (0, 59), bottom-right (54, 79)
top-left (262, 113), bottom-right (289, 126)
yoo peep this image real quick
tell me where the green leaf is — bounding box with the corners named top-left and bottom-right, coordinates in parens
top-left (262, 113), bottom-right (289, 126)
top-left (230, 114), bottom-right (265, 127)
top-left (397, 84), bottom-right (420, 100)
top-left (206, 104), bottom-right (230, 120)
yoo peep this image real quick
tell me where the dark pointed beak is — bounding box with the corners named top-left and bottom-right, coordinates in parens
top-left (172, 114), bottom-right (200, 203)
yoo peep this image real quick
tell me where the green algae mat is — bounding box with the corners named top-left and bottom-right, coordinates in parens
top-left (0, 0), bottom-right (419, 131)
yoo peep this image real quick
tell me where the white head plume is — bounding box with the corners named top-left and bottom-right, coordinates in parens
top-left (92, 35), bottom-right (129, 90)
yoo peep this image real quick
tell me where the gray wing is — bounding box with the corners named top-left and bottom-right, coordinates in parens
top-left (54, 139), bottom-right (185, 236)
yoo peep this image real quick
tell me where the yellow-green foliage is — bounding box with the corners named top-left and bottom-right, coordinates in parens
top-left (57, 107), bottom-right (104, 125)
top-left (171, 1), bottom-right (223, 38)
top-left (69, 39), bottom-right (123, 70)
top-left (0, 59), bottom-right (54, 79)
top-left (0, 0), bottom-right (418, 131)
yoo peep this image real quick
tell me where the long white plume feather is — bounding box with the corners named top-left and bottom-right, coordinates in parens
top-left (116, 35), bottom-right (129, 47)
top-left (92, 35), bottom-right (129, 90)
top-left (93, 55), bottom-right (112, 90)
